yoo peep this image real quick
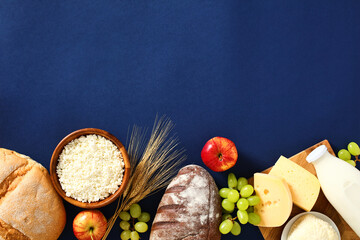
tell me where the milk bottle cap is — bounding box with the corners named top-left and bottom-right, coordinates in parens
top-left (306, 145), bottom-right (328, 163)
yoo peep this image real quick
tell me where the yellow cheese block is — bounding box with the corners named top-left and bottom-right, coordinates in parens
top-left (269, 156), bottom-right (320, 211)
top-left (254, 173), bottom-right (293, 227)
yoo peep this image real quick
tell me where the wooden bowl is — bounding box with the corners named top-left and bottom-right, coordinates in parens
top-left (49, 128), bottom-right (130, 209)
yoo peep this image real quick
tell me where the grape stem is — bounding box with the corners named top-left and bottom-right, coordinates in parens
top-left (131, 217), bottom-right (135, 231)
top-left (355, 155), bottom-right (359, 165)
top-left (230, 216), bottom-right (238, 222)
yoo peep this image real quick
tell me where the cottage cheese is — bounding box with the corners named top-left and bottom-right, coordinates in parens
top-left (288, 214), bottom-right (338, 240)
top-left (56, 134), bottom-right (124, 202)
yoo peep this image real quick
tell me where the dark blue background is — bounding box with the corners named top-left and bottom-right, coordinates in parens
top-left (1, 1), bottom-right (360, 239)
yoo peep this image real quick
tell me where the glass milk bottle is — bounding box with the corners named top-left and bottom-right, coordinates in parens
top-left (306, 145), bottom-right (360, 237)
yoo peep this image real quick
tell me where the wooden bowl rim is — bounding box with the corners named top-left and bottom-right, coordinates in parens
top-left (50, 128), bottom-right (130, 209)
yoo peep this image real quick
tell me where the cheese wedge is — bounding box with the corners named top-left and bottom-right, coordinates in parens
top-left (254, 173), bottom-right (292, 227)
top-left (269, 156), bottom-right (320, 211)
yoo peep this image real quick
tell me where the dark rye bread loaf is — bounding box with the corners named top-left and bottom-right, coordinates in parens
top-left (150, 165), bottom-right (222, 240)
top-left (0, 148), bottom-right (66, 240)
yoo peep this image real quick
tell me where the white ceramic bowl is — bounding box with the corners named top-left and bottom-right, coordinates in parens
top-left (281, 211), bottom-right (341, 240)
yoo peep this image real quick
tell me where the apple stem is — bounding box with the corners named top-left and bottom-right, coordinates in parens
top-left (90, 229), bottom-right (94, 240)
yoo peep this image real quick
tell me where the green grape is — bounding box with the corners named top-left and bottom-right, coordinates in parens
top-left (119, 220), bottom-right (130, 230)
top-left (222, 208), bottom-right (233, 214)
top-left (130, 231), bottom-right (140, 240)
top-left (219, 188), bottom-right (231, 198)
top-left (130, 204), bottom-right (142, 218)
top-left (227, 189), bottom-right (240, 203)
top-left (219, 219), bottom-right (233, 234)
top-left (134, 222), bottom-right (148, 233)
top-left (240, 185), bottom-right (254, 198)
top-left (237, 177), bottom-right (248, 191)
top-left (138, 212), bottom-right (151, 222)
top-left (120, 230), bottom-right (131, 240)
top-left (247, 195), bottom-right (261, 206)
top-left (222, 213), bottom-right (232, 221)
top-left (119, 211), bottom-right (131, 221)
top-left (222, 199), bottom-right (235, 212)
top-left (236, 198), bottom-right (249, 211)
top-left (346, 160), bottom-right (356, 167)
top-left (246, 206), bottom-right (254, 213)
top-left (228, 173), bottom-right (238, 189)
top-left (237, 210), bottom-right (249, 224)
top-left (248, 212), bottom-right (261, 225)
top-left (230, 221), bottom-right (241, 236)
top-left (338, 149), bottom-right (351, 160)
top-left (348, 142), bottom-right (360, 156)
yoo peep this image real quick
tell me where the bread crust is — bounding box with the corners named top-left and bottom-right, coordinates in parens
top-left (150, 164), bottom-right (221, 240)
top-left (0, 148), bottom-right (66, 240)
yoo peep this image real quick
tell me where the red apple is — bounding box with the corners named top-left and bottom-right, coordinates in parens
top-left (73, 210), bottom-right (108, 240)
top-left (201, 137), bottom-right (238, 172)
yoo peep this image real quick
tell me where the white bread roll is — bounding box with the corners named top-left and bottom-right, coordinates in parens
top-left (0, 148), bottom-right (66, 240)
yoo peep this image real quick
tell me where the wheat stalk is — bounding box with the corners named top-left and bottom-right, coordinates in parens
top-left (102, 116), bottom-right (186, 240)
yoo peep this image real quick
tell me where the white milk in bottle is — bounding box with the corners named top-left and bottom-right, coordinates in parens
top-left (306, 145), bottom-right (360, 237)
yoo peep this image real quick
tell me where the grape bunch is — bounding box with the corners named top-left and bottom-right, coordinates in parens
top-left (119, 203), bottom-right (151, 240)
top-left (218, 173), bottom-right (261, 236)
top-left (337, 142), bottom-right (360, 167)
